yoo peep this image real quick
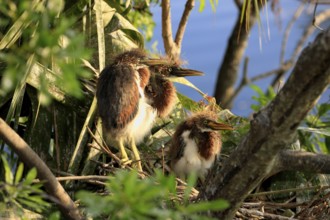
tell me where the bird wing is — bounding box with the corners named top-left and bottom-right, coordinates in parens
top-left (96, 64), bottom-right (139, 130)
top-left (169, 126), bottom-right (187, 161)
top-left (197, 132), bottom-right (221, 160)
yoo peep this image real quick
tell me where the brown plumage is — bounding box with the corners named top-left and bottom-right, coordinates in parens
top-left (96, 49), bottom-right (156, 171)
top-left (169, 111), bottom-right (233, 179)
top-left (96, 49), bottom-right (203, 171)
top-left (145, 64), bottom-right (204, 118)
top-left (145, 73), bottom-right (177, 118)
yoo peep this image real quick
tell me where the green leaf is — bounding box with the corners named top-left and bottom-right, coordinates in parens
top-left (318, 103), bottom-right (330, 117)
top-left (250, 84), bottom-right (264, 96)
top-left (76, 191), bottom-right (109, 217)
top-left (199, 0), bottom-right (205, 12)
top-left (24, 167), bottom-right (37, 185)
top-left (184, 199), bottom-right (229, 213)
top-left (17, 197), bottom-right (45, 212)
top-left (325, 136), bottom-right (330, 152)
top-left (209, 0), bottom-right (218, 12)
top-left (14, 163), bottom-right (24, 185)
top-left (170, 77), bottom-right (205, 96)
top-left (177, 93), bottom-right (201, 112)
top-left (48, 211), bottom-right (61, 220)
top-left (298, 127), bottom-right (330, 136)
top-left (5, 55), bottom-right (34, 124)
top-left (1, 154), bottom-right (14, 184)
top-left (0, 0), bottom-right (42, 49)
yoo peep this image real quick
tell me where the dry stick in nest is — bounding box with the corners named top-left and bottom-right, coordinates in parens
top-left (248, 185), bottom-right (330, 198)
top-left (86, 126), bottom-right (149, 178)
top-left (294, 187), bottom-right (330, 218)
top-left (86, 126), bottom-right (121, 164)
top-left (237, 207), bottom-right (297, 220)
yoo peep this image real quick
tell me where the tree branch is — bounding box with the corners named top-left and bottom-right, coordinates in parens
top-left (280, 1), bottom-right (306, 65)
top-left (0, 118), bottom-right (82, 220)
top-left (162, 0), bottom-right (195, 59)
top-left (161, 0), bottom-right (176, 57)
top-left (200, 29), bottom-right (330, 220)
top-left (174, 0), bottom-right (194, 49)
top-left (272, 8), bottom-right (330, 87)
top-left (273, 150), bottom-right (330, 174)
top-left (214, 4), bottom-right (260, 108)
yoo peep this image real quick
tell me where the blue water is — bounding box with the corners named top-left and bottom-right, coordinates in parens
top-left (147, 2), bottom-right (329, 117)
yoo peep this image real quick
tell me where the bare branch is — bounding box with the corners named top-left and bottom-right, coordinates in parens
top-left (273, 150), bottom-right (330, 174)
top-left (214, 4), bottom-right (262, 108)
top-left (174, 0), bottom-right (194, 49)
top-left (162, 0), bottom-right (195, 59)
top-left (0, 118), bottom-right (82, 220)
top-left (237, 207), bottom-right (296, 220)
top-left (228, 9), bottom-right (330, 105)
top-left (161, 0), bottom-right (176, 57)
top-left (225, 57), bottom-right (250, 105)
top-left (201, 29), bottom-right (330, 219)
top-left (233, 0), bottom-right (243, 9)
top-left (280, 1), bottom-right (306, 64)
top-left (272, 8), bottom-right (330, 87)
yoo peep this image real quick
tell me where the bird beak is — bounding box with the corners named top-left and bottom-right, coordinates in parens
top-left (207, 121), bottom-right (233, 131)
top-left (169, 67), bottom-right (204, 77)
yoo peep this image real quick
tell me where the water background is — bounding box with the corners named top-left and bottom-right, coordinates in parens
top-left (147, 1), bottom-right (329, 117)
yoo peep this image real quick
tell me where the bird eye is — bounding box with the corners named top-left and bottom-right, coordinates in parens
top-left (168, 67), bottom-right (172, 72)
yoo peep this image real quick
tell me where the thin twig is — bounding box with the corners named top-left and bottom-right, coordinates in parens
top-left (86, 126), bottom-right (121, 164)
top-left (238, 207), bottom-right (298, 220)
top-left (272, 8), bottom-right (330, 87)
top-left (53, 106), bottom-right (60, 170)
top-left (248, 185), bottom-right (330, 198)
top-left (56, 175), bottom-right (109, 181)
top-left (174, 0), bottom-right (194, 48)
top-left (162, 0), bottom-right (195, 59)
top-left (280, 0), bottom-right (307, 64)
top-left (226, 57), bottom-right (249, 105)
top-left (243, 201), bottom-right (306, 209)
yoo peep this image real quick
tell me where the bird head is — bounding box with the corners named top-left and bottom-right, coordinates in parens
top-left (191, 111), bottom-right (233, 132)
top-left (112, 49), bottom-right (147, 65)
top-left (200, 119), bottom-right (233, 132)
top-left (140, 58), bottom-right (204, 77)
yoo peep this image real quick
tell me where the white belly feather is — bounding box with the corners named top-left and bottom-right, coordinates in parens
top-left (173, 130), bottom-right (215, 179)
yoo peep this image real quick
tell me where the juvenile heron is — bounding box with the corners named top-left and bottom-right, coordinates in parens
top-left (169, 111), bottom-right (233, 179)
top-left (145, 63), bottom-right (203, 118)
top-left (96, 49), bottom-right (203, 171)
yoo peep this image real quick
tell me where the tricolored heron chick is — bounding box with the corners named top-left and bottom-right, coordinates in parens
top-left (96, 49), bottom-right (157, 171)
top-left (169, 111), bottom-right (233, 180)
top-left (96, 49), bottom-right (203, 171)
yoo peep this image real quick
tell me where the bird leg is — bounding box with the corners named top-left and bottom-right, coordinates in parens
top-left (129, 138), bottom-right (143, 172)
top-left (118, 138), bottom-right (132, 167)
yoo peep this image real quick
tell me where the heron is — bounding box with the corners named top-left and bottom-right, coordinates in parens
top-left (169, 110), bottom-right (233, 180)
top-left (96, 49), bottom-right (203, 171)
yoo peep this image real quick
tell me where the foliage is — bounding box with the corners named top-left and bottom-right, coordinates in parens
top-left (250, 84), bottom-right (330, 154)
top-left (0, 0), bottom-right (91, 104)
top-left (298, 102), bottom-right (330, 154)
top-left (77, 170), bottom-right (229, 220)
top-left (198, 0), bottom-right (219, 12)
top-left (0, 154), bottom-right (51, 218)
top-left (250, 84), bottom-right (276, 112)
